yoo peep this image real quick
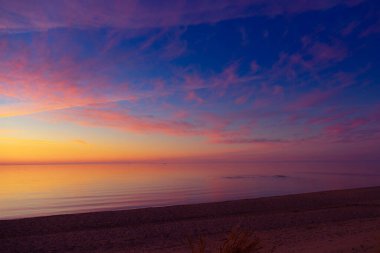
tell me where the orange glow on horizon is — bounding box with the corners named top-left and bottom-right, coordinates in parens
top-left (0, 133), bottom-right (247, 164)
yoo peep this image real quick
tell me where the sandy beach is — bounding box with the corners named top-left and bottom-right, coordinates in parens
top-left (1, 186), bottom-right (379, 253)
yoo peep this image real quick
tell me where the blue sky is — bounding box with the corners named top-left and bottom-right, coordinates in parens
top-left (0, 0), bottom-right (380, 163)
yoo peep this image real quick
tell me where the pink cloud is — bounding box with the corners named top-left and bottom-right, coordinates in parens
top-left (183, 74), bottom-right (207, 90)
top-left (341, 21), bottom-right (359, 36)
top-left (234, 91), bottom-right (253, 105)
top-left (260, 83), bottom-right (284, 95)
top-left (50, 105), bottom-right (271, 146)
top-left (56, 108), bottom-right (200, 136)
top-left (186, 90), bottom-right (204, 104)
top-left (360, 20), bottom-right (380, 37)
top-left (0, 10), bottom-right (376, 153)
top-left (208, 63), bottom-right (250, 97)
top-left (215, 137), bottom-right (287, 144)
top-left (324, 118), bottom-right (371, 139)
top-left (260, 0), bottom-right (364, 16)
top-left (306, 110), bottom-right (351, 125)
top-left (182, 63), bottom-right (259, 102)
top-left (0, 1), bottom-right (251, 31)
top-left (139, 29), bottom-right (169, 50)
top-left (252, 98), bottom-right (273, 108)
top-left (270, 39), bottom-right (349, 84)
top-left (239, 27), bottom-right (249, 46)
top-left (288, 88), bottom-right (338, 110)
top-left (313, 104), bottom-right (380, 143)
top-left (0, 33), bottom-right (253, 144)
top-left (273, 85), bottom-right (284, 95)
top-left (52, 107), bottom-right (254, 145)
top-left (307, 42), bottom-right (347, 63)
top-left (161, 28), bottom-right (188, 59)
top-left (0, 0), bottom-right (364, 33)
top-left (250, 61), bottom-right (260, 73)
top-left (0, 36), bottom-right (138, 117)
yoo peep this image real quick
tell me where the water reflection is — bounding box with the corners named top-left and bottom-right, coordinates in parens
top-left (1, 162), bottom-right (379, 219)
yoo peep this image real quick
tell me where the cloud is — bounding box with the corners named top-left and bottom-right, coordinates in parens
top-left (287, 88), bottom-right (338, 110)
top-left (54, 107), bottom-right (201, 136)
top-left (0, 0), bottom-right (378, 158)
top-left (234, 89), bottom-right (254, 105)
top-left (257, 0), bottom-right (364, 16)
top-left (0, 32), bottom-right (142, 117)
top-left (323, 113), bottom-right (380, 143)
top-left (0, 0), bottom-right (364, 33)
top-left (186, 90), bottom-right (204, 104)
top-left (73, 139), bottom-right (87, 145)
top-left (341, 21), bottom-right (360, 36)
top-left (0, 30), bottom-right (373, 150)
top-left (307, 42), bottom-right (347, 63)
top-left (360, 20), bottom-right (380, 37)
top-left (216, 137), bottom-right (288, 144)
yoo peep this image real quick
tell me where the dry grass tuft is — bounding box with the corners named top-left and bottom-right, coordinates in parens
top-left (188, 229), bottom-right (262, 253)
top-left (218, 229), bottom-right (262, 253)
top-left (188, 236), bottom-right (206, 253)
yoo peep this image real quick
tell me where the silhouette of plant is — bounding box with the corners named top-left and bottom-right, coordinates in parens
top-left (188, 236), bottom-right (206, 253)
top-left (188, 229), bottom-right (262, 253)
top-left (218, 229), bottom-right (262, 253)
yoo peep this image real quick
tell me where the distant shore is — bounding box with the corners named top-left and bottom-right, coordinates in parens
top-left (1, 186), bottom-right (380, 252)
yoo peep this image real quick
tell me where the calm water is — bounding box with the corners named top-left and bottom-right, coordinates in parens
top-left (1, 162), bottom-right (380, 220)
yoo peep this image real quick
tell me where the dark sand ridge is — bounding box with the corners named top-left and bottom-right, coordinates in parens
top-left (1, 186), bottom-right (380, 252)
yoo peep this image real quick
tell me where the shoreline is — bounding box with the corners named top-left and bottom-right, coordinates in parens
top-left (1, 186), bottom-right (380, 252)
top-left (2, 185), bottom-right (380, 221)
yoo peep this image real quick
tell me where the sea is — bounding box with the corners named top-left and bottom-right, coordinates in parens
top-left (1, 161), bottom-right (380, 219)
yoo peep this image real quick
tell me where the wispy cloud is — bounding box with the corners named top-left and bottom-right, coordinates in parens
top-left (0, 0), bottom-right (378, 162)
top-left (0, 0), bottom-right (365, 32)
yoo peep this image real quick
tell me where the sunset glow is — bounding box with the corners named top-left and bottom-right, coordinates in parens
top-left (1, 0), bottom-right (380, 163)
top-left (1, 2), bottom-right (380, 252)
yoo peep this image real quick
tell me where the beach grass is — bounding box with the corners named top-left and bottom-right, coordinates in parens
top-left (189, 229), bottom-right (262, 253)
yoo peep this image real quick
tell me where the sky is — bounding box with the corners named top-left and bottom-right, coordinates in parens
top-left (0, 0), bottom-right (380, 164)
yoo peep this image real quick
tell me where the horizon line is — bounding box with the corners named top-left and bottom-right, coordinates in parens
top-left (1, 159), bottom-right (380, 166)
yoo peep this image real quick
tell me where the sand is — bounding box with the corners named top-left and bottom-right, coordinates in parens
top-left (1, 186), bottom-right (380, 253)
